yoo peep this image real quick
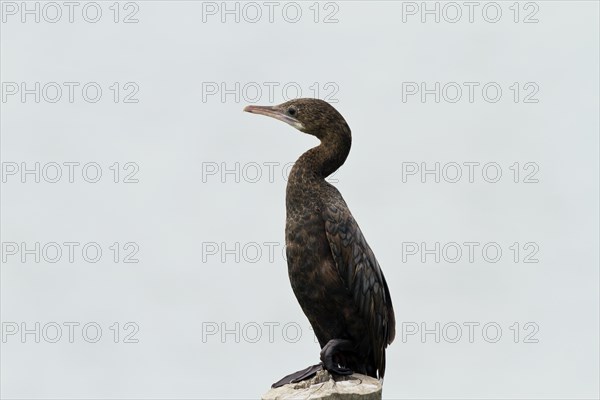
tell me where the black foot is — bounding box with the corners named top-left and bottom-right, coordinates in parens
top-left (320, 339), bottom-right (354, 376)
top-left (271, 363), bottom-right (323, 388)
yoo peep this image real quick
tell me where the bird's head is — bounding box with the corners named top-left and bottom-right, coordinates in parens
top-left (244, 98), bottom-right (351, 141)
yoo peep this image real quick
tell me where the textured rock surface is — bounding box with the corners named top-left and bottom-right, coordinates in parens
top-left (262, 370), bottom-right (382, 400)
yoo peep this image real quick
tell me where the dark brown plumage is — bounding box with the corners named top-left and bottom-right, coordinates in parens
top-left (244, 99), bottom-right (395, 386)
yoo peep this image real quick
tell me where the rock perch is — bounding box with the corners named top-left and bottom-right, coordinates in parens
top-left (262, 370), bottom-right (382, 400)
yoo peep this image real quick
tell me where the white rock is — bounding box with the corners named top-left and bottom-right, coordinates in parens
top-left (262, 370), bottom-right (382, 400)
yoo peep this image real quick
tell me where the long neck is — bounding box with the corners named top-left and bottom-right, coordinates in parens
top-left (292, 132), bottom-right (352, 181)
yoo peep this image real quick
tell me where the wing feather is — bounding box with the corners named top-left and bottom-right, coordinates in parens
top-left (322, 202), bottom-right (395, 378)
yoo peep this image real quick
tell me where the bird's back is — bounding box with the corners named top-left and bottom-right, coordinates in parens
top-left (286, 176), bottom-right (395, 378)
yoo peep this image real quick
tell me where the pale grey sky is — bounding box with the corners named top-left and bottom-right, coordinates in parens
top-left (1, 1), bottom-right (599, 399)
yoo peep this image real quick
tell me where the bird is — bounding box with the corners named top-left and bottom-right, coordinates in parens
top-left (244, 98), bottom-right (395, 388)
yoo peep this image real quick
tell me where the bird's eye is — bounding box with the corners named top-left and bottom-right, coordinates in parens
top-left (288, 107), bottom-right (296, 116)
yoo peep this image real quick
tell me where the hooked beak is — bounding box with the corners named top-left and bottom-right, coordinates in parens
top-left (244, 105), bottom-right (305, 131)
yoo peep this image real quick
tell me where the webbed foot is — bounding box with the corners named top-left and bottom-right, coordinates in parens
top-left (271, 363), bottom-right (323, 388)
top-left (320, 339), bottom-right (354, 376)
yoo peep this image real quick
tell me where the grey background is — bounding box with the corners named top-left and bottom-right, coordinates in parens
top-left (1, 1), bottom-right (599, 399)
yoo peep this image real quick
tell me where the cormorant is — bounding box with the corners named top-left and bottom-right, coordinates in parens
top-left (244, 99), bottom-right (395, 388)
